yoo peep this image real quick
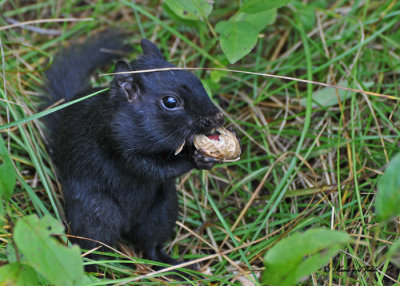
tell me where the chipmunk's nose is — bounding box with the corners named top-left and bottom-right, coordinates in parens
top-left (198, 112), bottom-right (225, 133)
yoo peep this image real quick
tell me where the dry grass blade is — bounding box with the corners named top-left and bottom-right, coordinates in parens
top-left (102, 67), bottom-right (398, 100)
top-left (0, 18), bottom-right (93, 31)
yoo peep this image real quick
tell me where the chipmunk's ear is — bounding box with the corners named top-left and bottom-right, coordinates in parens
top-left (114, 60), bottom-right (142, 103)
top-left (140, 39), bottom-right (164, 59)
top-left (114, 60), bottom-right (132, 76)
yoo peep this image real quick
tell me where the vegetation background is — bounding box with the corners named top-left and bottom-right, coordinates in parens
top-left (0, 0), bottom-right (399, 285)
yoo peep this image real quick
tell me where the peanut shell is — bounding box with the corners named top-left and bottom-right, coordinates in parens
top-left (193, 127), bottom-right (240, 161)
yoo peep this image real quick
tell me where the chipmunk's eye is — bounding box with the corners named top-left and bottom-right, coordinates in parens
top-left (161, 96), bottom-right (181, 110)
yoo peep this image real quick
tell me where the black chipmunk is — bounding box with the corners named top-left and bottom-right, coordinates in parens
top-left (43, 31), bottom-right (224, 271)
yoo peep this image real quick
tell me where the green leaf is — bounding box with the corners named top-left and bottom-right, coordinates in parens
top-left (162, 3), bottom-right (202, 27)
top-left (210, 70), bottom-right (228, 83)
top-left (202, 78), bottom-right (221, 96)
top-left (234, 9), bottom-right (277, 32)
top-left (164, 0), bottom-right (212, 21)
top-left (13, 215), bottom-right (84, 286)
top-left (262, 229), bottom-right (350, 286)
top-left (0, 135), bottom-right (16, 201)
top-left (299, 80), bottom-right (374, 108)
top-left (0, 262), bottom-right (40, 286)
top-left (6, 242), bottom-right (19, 263)
top-left (240, 0), bottom-right (294, 14)
top-left (216, 20), bottom-right (258, 64)
top-left (375, 153), bottom-right (400, 221)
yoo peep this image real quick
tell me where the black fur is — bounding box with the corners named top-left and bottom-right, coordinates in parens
top-left (43, 32), bottom-right (224, 269)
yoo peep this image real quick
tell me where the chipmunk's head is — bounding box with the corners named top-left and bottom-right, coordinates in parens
top-left (110, 39), bottom-right (224, 155)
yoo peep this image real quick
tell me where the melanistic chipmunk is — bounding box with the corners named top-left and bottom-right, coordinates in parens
top-left (43, 31), bottom-right (224, 269)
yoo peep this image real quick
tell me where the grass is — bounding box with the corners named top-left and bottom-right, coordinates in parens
top-left (1, 0), bottom-right (399, 285)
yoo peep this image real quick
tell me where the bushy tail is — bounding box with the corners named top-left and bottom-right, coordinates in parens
top-left (44, 30), bottom-right (130, 104)
top-left (42, 30), bottom-right (130, 154)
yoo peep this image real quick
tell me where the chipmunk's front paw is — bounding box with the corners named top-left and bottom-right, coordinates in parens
top-left (192, 149), bottom-right (220, 170)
